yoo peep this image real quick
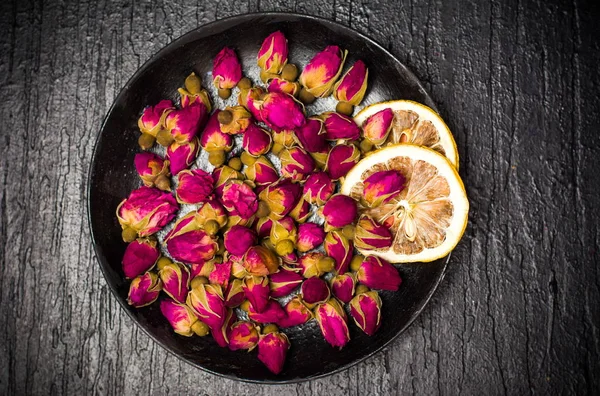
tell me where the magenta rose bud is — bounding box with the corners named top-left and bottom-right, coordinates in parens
top-left (325, 144), bottom-right (361, 180)
top-left (362, 108), bottom-right (394, 146)
top-left (350, 290), bottom-right (382, 336)
top-left (279, 147), bottom-right (315, 181)
top-left (257, 31), bottom-right (288, 74)
top-left (229, 321), bottom-right (260, 351)
top-left (165, 102), bottom-right (208, 144)
top-left (248, 299), bottom-right (286, 324)
top-left (362, 170), bottom-right (406, 207)
top-left (301, 277), bottom-right (331, 305)
top-left (357, 256), bottom-right (402, 291)
top-left (256, 92), bottom-right (306, 131)
top-left (324, 230), bottom-right (354, 274)
top-left (213, 47), bottom-right (242, 89)
top-left (296, 223), bottom-right (325, 253)
top-left (195, 199), bottom-right (228, 229)
top-left (212, 165), bottom-right (244, 197)
top-left (269, 268), bottom-right (304, 298)
top-left (298, 252), bottom-right (326, 278)
top-left (243, 246), bottom-right (280, 276)
top-left (318, 112), bottom-right (361, 141)
top-left (209, 261), bottom-right (233, 288)
top-left (243, 276), bottom-right (270, 313)
top-left (294, 118), bottom-right (328, 153)
top-left (166, 226), bottom-right (218, 264)
top-left (176, 169), bottom-right (214, 205)
top-left (159, 262), bottom-right (191, 303)
top-left (127, 272), bottom-right (162, 308)
top-left (268, 78), bottom-right (300, 96)
top-left (303, 172), bottom-right (335, 206)
top-left (138, 99), bottom-right (173, 137)
top-left (200, 110), bottom-right (234, 153)
top-left (166, 137), bottom-right (201, 175)
top-left (355, 215), bottom-right (393, 250)
top-left (186, 283), bottom-right (226, 329)
top-left (259, 178), bottom-right (302, 220)
top-left (212, 308), bottom-right (237, 347)
top-left (224, 225), bottom-right (257, 256)
top-left (314, 299), bottom-right (350, 348)
top-left (242, 124), bottom-right (273, 157)
top-left (321, 194), bottom-right (358, 231)
top-left (254, 216), bottom-right (273, 238)
top-left (330, 273), bottom-right (356, 303)
top-left (270, 216), bottom-right (298, 246)
top-left (224, 278), bottom-right (245, 308)
top-left (244, 156), bottom-right (279, 186)
top-left (333, 60), bottom-right (368, 106)
top-left (117, 187), bottom-right (179, 240)
top-left (220, 180), bottom-right (259, 220)
top-left (122, 238), bottom-right (160, 279)
top-left (239, 86), bottom-right (265, 120)
top-left (299, 45), bottom-right (347, 97)
top-left (134, 152), bottom-right (171, 191)
top-left (278, 296), bottom-right (312, 328)
top-left (289, 198), bottom-right (311, 224)
top-left (257, 331), bottom-right (290, 374)
top-left (160, 298), bottom-right (205, 337)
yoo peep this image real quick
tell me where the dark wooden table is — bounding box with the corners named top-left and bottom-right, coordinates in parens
top-left (1, 0), bottom-right (599, 394)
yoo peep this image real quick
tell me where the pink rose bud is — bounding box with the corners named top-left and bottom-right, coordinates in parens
top-left (212, 165), bottom-right (244, 197)
top-left (254, 216), bottom-right (273, 238)
top-left (318, 112), bottom-right (361, 141)
top-left (299, 45), bottom-right (347, 97)
top-left (243, 246), bottom-right (280, 276)
top-left (212, 308), bottom-right (237, 347)
top-left (166, 137), bottom-right (200, 175)
top-left (350, 290), bottom-right (382, 336)
top-left (178, 87), bottom-right (211, 110)
top-left (257, 331), bottom-right (290, 375)
top-left (127, 272), bottom-right (162, 308)
top-left (195, 199), bottom-right (228, 229)
top-left (257, 31), bottom-right (288, 74)
top-left (166, 225), bottom-right (218, 264)
top-left (224, 278), bottom-right (245, 307)
top-left (288, 198), bottom-right (311, 223)
top-left (301, 277), bottom-right (331, 305)
top-left (224, 225), bottom-right (257, 256)
top-left (134, 152), bottom-right (171, 191)
top-left (242, 124), bottom-right (273, 156)
top-left (362, 108), bottom-right (394, 146)
top-left (270, 216), bottom-right (298, 245)
top-left (303, 172), bottom-right (335, 206)
top-left (117, 187), bottom-right (179, 239)
top-left (238, 86), bottom-right (265, 120)
top-left (229, 321), bottom-right (260, 351)
top-left (272, 129), bottom-right (297, 148)
top-left (138, 99), bottom-right (173, 137)
top-left (160, 298), bottom-right (205, 337)
top-left (325, 144), bottom-right (361, 180)
top-left (323, 230), bottom-right (354, 274)
top-left (244, 156), bottom-right (279, 186)
top-left (298, 252), bottom-right (326, 278)
top-left (220, 106), bottom-right (252, 135)
top-left (362, 170), bottom-right (406, 207)
top-left (294, 118), bottom-right (328, 153)
top-left (278, 296), bottom-right (312, 328)
top-left (357, 256), bottom-right (402, 291)
top-left (186, 283), bottom-right (227, 329)
top-left (209, 260), bottom-right (233, 288)
top-left (296, 223), bottom-right (325, 252)
top-left (248, 299), bottom-right (286, 324)
top-left (279, 147), bottom-right (315, 181)
top-left (176, 169), bottom-right (214, 205)
top-left (220, 180), bottom-right (258, 220)
top-left (330, 273), bottom-right (356, 303)
top-left (268, 77), bottom-right (301, 96)
top-left (213, 47), bottom-right (242, 89)
top-left (159, 262), bottom-right (191, 303)
top-left (258, 178), bottom-right (302, 220)
top-left (200, 111), bottom-right (234, 153)
top-left (256, 92), bottom-right (306, 131)
top-left (165, 212), bottom-right (199, 240)
top-left (122, 238), bottom-right (160, 279)
top-left (333, 60), bottom-right (368, 105)
top-left (355, 215), bottom-right (393, 250)
top-left (269, 268), bottom-right (304, 298)
top-left (321, 194), bottom-right (358, 231)
top-left (314, 299), bottom-right (350, 348)
top-left (165, 102), bottom-right (208, 144)
top-left (243, 276), bottom-right (270, 313)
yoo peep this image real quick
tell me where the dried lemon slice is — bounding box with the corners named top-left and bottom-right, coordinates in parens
top-left (341, 144), bottom-right (468, 263)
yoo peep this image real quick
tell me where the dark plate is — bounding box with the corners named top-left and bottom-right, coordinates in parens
top-left (88, 12), bottom-right (449, 383)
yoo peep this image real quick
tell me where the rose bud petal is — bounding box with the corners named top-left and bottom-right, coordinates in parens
top-left (269, 268), bottom-right (304, 298)
top-left (223, 225), bottom-right (257, 256)
top-left (296, 223), bottom-right (325, 253)
top-left (176, 169), bottom-right (214, 205)
top-left (279, 147), bottom-right (315, 181)
top-left (243, 276), bottom-right (271, 313)
top-left (209, 260), bottom-right (233, 288)
top-left (330, 273), bottom-right (356, 303)
top-left (242, 124), bottom-right (273, 157)
top-left (224, 278), bottom-right (245, 307)
top-left (254, 216), bottom-right (273, 238)
top-left (243, 246), bottom-right (280, 276)
top-left (357, 256), bottom-right (402, 291)
top-left (349, 290), bottom-right (382, 336)
top-left (257, 31), bottom-right (288, 74)
top-left (195, 199), bottom-right (228, 229)
top-left (165, 102), bottom-right (208, 144)
top-left (230, 256), bottom-right (248, 279)
top-left (244, 156), bottom-right (279, 186)
top-left (178, 87), bottom-right (211, 110)
top-left (225, 214), bottom-right (254, 231)
top-left (268, 78), bottom-right (300, 96)
top-left (248, 299), bottom-right (286, 324)
top-left (229, 321), bottom-right (260, 351)
top-left (159, 262), bottom-right (191, 303)
top-left (321, 194), bottom-right (358, 231)
top-left (212, 308), bottom-right (237, 347)
top-left (220, 180), bottom-right (258, 220)
top-left (303, 172), bottom-right (335, 206)
top-left (166, 226), bottom-right (218, 264)
top-left (298, 252), bottom-right (326, 278)
top-left (116, 187), bottom-right (179, 240)
top-left (255, 92), bottom-right (306, 131)
top-left (301, 277), bottom-right (331, 306)
top-left (294, 118), bottom-right (328, 153)
top-left (138, 99), bottom-right (173, 137)
top-left (127, 272), bottom-right (162, 308)
top-left (238, 86), bottom-right (265, 120)
top-left (213, 47), bottom-right (242, 90)
top-left (160, 298), bottom-right (207, 337)
top-left (362, 108), bottom-right (394, 146)
top-left (314, 298), bottom-right (350, 348)
top-left (122, 238), bottom-right (160, 279)
top-left (258, 178), bottom-right (302, 220)
top-left (333, 60), bottom-right (368, 106)
top-left (270, 216), bottom-right (298, 246)
top-left (325, 144), bottom-right (361, 180)
top-left (318, 112), bottom-right (361, 141)
top-left (257, 331), bottom-right (290, 375)
top-left (362, 170), bottom-right (406, 207)
top-left (299, 45), bottom-right (347, 98)
top-left (200, 111), bottom-right (234, 153)
top-left (166, 137), bottom-right (200, 175)
top-left (134, 152), bottom-right (171, 191)
top-left (278, 296), bottom-right (312, 328)
top-left (289, 198), bottom-right (311, 224)
top-left (186, 282), bottom-right (226, 329)
top-left (272, 129), bottom-right (297, 149)
top-left (190, 261), bottom-right (209, 278)
top-left (212, 165), bottom-right (244, 197)
top-left (323, 230), bottom-right (354, 274)
top-left (281, 252), bottom-right (298, 266)
top-left (220, 106), bottom-right (252, 135)
top-left (355, 215), bottom-right (393, 250)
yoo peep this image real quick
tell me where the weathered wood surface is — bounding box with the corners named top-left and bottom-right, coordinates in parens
top-left (1, 0), bottom-right (599, 394)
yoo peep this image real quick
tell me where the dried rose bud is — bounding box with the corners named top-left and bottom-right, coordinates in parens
top-left (164, 211), bottom-right (198, 241)
top-left (219, 105), bottom-right (252, 135)
top-left (244, 156), bottom-right (279, 186)
top-left (350, 290), bottom-right (382, 336)
top-left (270, 216), bottom-right (298, 246)
top-left (362, 108), bottom-right (394, 146)
top-left (122, 238), bottom-right (160, 279)
top-left (166, 137), bottom-right (200, 175)
top-left (213, 47), bottom-right (242, 90)
top-left (178, 87), bottom-right (211, 110)
top-left (229, 321), bottom-right (260, 351)
top-left (209, 260), bottom-right (232, 288)
top-left (296, 223), bottom-right (325, 253)
top-left (212, 308), bottom-right (237, 347)
top-left (269, 268), bottom-right (304, 298)
top-left (298, 252), bottom-right (326, 278)
top-left (164, 103), bottom-right (208, 144)
top-left (224, 278), bottom-right (245, 307)
top-left (243, 246), bottom-right (280, 276)
top-left (223, 225), bottom-right (257, 256)
top-left (165, 224), bottom-right (218, 264)
top-left (257, 31), bottom-right (288, 74)
top-left (212, 165), bottom-right (244, 197)
top-left (220, 180), bottom-right (258, 220)
top-left (195, 199), bottom-right (228, 229)
top-left (321, 194), bottom-right (358, 231)
top-left (318, 112), bottom-right (361, 141)
top-left (362, 170), bottom-right (406, 207)
top-left (268, 78), bottom-right (300, 96)
top-left (279, 147), bottom-right (315, 181)
top-left (243, 276), bottom-right (270, 313)
top-left (138, 99), bottom-right (173, 137)
top-left (325, 144), bottom-right (361, 180)
top-left (301, 277), bottom-right (331, 305)
top-left (314, 298), bottom-right (350, 348)
top-left (127, 272), bottom-right (162, 308)
top-left (200, 111), bottom-right (234, 153)
top-left (303, 172), bottom-right (334, 206)
top-left (272, 129), bottom-right (297, 149)
top-left (333, 60), bottom-right (368, 106)
top-left (258, 178), bottom-right (302, 220)
top-left (160, 298), bottom-right (208, 337)
top-left (355, 215), bottom-right (393, 250)
top-left (242, 124), bottom-right (273, 157)
top-left (330, 273), bottom-right (356, 303)
top-left (281, 252), bottom-right (298, 266)
top-left (278, 296), bottom-right (312, 328)
top-left (248, 299), bottom-right (286, 324)
top-left (230, 257), bottom-right (248, 279)
top-left (299, 45), bottom-right (347, 98)
top-left (255, 92), bottom-right (306, 131)
top-left (257, 331), bottom-right (290, 375)
top-left (323, 230), bottom-right (353, 274)
top-left (159, 262), bottom-right (191, 303)
top-left (134, 152), bottom-right (171, 191)
top-left (190, 261), bottom-right (211, 279)
top-left (255, 216), bottom-right (273, 238)
top-left (117, 187), bottom-right (179, 241)
top-left (238, 86), bottom-right (265, 119)
top-left (357, 256), bottom-right (402, 291)
top-left (186, 282), bottom-right (226, 329)
top-left (294, 118), bottom-right (328, 153)
top-left (176, 169), bottom-right (214, 205)
top-left (288, 198), bottom-right (311, 224)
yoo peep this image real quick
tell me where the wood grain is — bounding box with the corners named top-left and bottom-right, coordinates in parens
top-left (0, 0), bottom-right (599, 394)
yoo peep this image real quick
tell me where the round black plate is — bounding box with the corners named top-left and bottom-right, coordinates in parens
top-left (88, 12), bottom-right (448, 383)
